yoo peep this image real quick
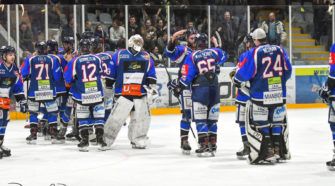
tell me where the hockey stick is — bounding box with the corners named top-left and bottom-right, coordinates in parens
top-left (163, 65), bottom-right (197, 140)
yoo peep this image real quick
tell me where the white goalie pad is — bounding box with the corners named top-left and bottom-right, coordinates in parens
top-left (128, 96), bottom-right (151, 148)
top-left (281, 115), bottom-right (291, 160)
top-left (244, 101), bottom-right (263, 164)
top-left (104, 96), bottom-right (134, 146)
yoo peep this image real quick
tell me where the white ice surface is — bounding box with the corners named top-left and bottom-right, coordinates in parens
top-left (1, 108), bottom-right (335, 186)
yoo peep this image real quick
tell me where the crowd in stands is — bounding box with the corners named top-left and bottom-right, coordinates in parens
top-left (0, 0), bottom-right (334, 66)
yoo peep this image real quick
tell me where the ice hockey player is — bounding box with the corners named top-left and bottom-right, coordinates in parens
top-left (318, 43), bottom-right (335, 171)
top-left (233, 28), bottom-right (292, 164)
top-left (46, 39), bottom-right (69, 143)
top-left (21, 41), bottom-right (61, 144)
top-left (229, 34), bottom-right (253, 160)
top-left (95, 49), bottom-right (114, 121)
top-left (168, 34), bottom-right (227, 157)
top-left (64, 38), bottom-right (108, 152)
top-left (0, 46), bottom-right (27, 159)
top-left (164, 28), bottom-right (198, 154)
top-left (104, 34), bottom-right (157, 149)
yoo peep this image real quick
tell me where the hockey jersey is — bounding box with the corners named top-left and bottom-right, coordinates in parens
top-left (96, 51), bottom-right (114, 79)
top-left (64, 54), bottom-right (104, 105)
top-left (164, 45), bottom-right (193, 78)
top-left (235, 51), bottom-right (250, 105)
top-left (179, 48), bottom-right (227, 87)
top-left (109, 49), bottom-right (156, 97)
top-left (0, 62), bottom-right (24, 99)
top-left (48, 54), bottom-right (66, 95)
top-left (328, 43), bottom-right (335, 97)
top-left (21, 55), bottom-right (61, 101)
top-left (234, 44), bottom-right (292, 106)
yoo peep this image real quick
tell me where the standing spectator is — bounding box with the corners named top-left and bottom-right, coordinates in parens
top-left (95, 24), bottom-right (109, 50)
top-left (85, 20), bottom-right (93, 32)
top-left (128, 15), bottom-right (140, 37)
top-left (260, 12), bottom-right (287, 46)
top-left (150, 46), bottom-right (164, 67)
top-left (19, 22), bottom-right (34, 52)
top-left (157, 32), bottom-right (168, 53)
top-left (141, 19), bottom-right (157, 41)
top-left (109, 19), bottom-right (126, 51)
top-left (156, 19), bottom-right (167, 38)
top-left (187, 21), bottom-right (194, 29)
top-left (215, 11), bottom-right (239, 62)
top-left (61, 17), bottom-right (74, 40)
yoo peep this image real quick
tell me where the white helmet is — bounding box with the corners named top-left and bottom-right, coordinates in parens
top-left (128, 34), bottom-right (144, 52)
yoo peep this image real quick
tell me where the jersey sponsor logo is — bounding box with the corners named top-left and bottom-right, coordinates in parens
top-left (35, 90), bottom-right (53, 101)
top-left (0, 69), bottom-right (6, 74)
top-left (119, 54), bottom-right (130, 59)
top-left (330, 53), bottom-right (335, 65)
top-left (124, 61), bottom-right (145, 72)
top-left (211, 107), bottom-right (220, 114)
top-left (263, 90), bottom-right (283, 105)
top-left (121, 84), bottom-right (142, 96)
top-left (81, 91), bottom-right (102, 104)
top-left (181, 64), bottom-right (189, 76)
top-left (123, 73), bottom-right (144, 84)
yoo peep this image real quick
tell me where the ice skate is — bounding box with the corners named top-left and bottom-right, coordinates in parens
top-left (326, 149), bottom-right (335, 171)
top-left (181, 140), bottom-right (191, 155)
top-left (236, 142), bottom-right (250, 160)
top-left (26, 126), bottom-right (38, 144)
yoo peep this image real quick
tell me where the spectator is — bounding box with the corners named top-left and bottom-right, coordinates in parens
top-left (109, 19), bottom-right (126, 50)
top-left (187, 21), bottom-right (194, 29)
top-left (156, 19), bottom-right (167, 38)
top-left (260, 12), bottom-right (287, 46)
top-left (19, 22), bottom-right (34, 52)
top-left (95, 24), bottom-right (109, 50)
top-left (85, 20), bottom-right (93, 32)
top-left (140, 19), bottom-right (157, 41)
top-left (128, 15), bottom-right (140, 37)
top-left (215, 11), bottom-right (239, 62)
top-left (157, 32), bottom-right (168, 53)
top-left (144, 33), bottom-right (155, 52)
top-left (61, 17), bottom-right (74, 40)
top-left (150, 46), bottom-right (165, 67)
top-left (48, 2), bottom-right (67, 29)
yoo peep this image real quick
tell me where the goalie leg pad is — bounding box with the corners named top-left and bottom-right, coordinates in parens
top-left (128, 97), bottom-right (150, 148)
top-left (245, 102), bottom-right (274, 164)
top-left (104, 96), bottom-right (134, 146)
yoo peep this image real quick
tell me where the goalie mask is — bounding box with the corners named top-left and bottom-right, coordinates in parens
top-left (128, 34), bottom-right (144, 52)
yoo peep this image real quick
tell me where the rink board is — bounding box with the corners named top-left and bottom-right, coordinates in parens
top-left (9, 65), bottom-right (330, 119)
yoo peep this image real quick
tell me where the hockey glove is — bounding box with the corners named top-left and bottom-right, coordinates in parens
top-left (318, 85), bottom-right (330, 103)
top-left (229, 68), bottom-right (237, 80)
top-left (19, 100), bottom-right (28, 113)
top-left (215, 64), bottom-right (221, 75)
top-left (167, 79), bottom-right (182, 98)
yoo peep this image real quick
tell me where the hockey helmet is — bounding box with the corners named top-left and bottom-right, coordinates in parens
top-left (35, 41), bottom-right (48, 55)
top-left (128, 34), bottom-right (144, 52)
top-left (46, 39), bottom-right (59, 54)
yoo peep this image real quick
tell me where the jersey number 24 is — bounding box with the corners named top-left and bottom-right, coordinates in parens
top-left (262, 54), bottom-right (283, 78)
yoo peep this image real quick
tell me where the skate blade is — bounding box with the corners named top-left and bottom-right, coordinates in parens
top-left (98, 146), bottom-right (111, 151)
top-left (26, 140), bottom-right (37, 145)
top-left (78, 147), bottom-right (89, 152)
top-left (37, 133), bottom-right (43, 137)
top-left (52, 140), bottom-right (65, 144)
top-left (197, 152), bottom-right (215, 158)
top-left (132, 146), bottom-right (146, 149)
top-left (237, 155), bottom-right (248, 160)
top-left (44, 136), bottom-right (51, 140)
top-left (253, 160), bottom-right (275, 165)
top-left (327, 165), bottom-right (335, 171)
top-left (182, 150), bottom-right (191, 155)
